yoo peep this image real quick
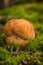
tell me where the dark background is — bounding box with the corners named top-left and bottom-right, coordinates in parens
top-left (0, 0), bottom-right (43, 9)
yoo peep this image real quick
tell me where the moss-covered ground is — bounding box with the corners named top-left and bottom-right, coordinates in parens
top-left (0, 3), bottom-right (43, 65)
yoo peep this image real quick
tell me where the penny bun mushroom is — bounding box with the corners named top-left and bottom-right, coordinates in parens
top-left (3, 19), bottom-right (35, 46)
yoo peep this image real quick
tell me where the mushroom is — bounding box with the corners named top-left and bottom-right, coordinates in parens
top-left (3, 19), bottom-right (35, 54)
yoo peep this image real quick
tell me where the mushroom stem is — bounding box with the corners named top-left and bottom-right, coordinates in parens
top-left (10, 45), bottom-right (14, 55)
top-left (13, 47), bottom-right (19, 55)
top-left (10, 45), bottom-right (19, 55)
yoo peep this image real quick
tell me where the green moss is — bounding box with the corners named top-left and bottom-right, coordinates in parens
top-left (0, 3), bottom-right (43, 65)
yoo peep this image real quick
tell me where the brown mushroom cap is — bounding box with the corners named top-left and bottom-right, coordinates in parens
top-left (3, 19), bottom-right (35, 46)
top-left (6, 36), bottom-right (28, 46)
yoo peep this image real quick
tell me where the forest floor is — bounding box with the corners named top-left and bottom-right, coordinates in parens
top-left (0, 3), bottom-right (43, 65)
